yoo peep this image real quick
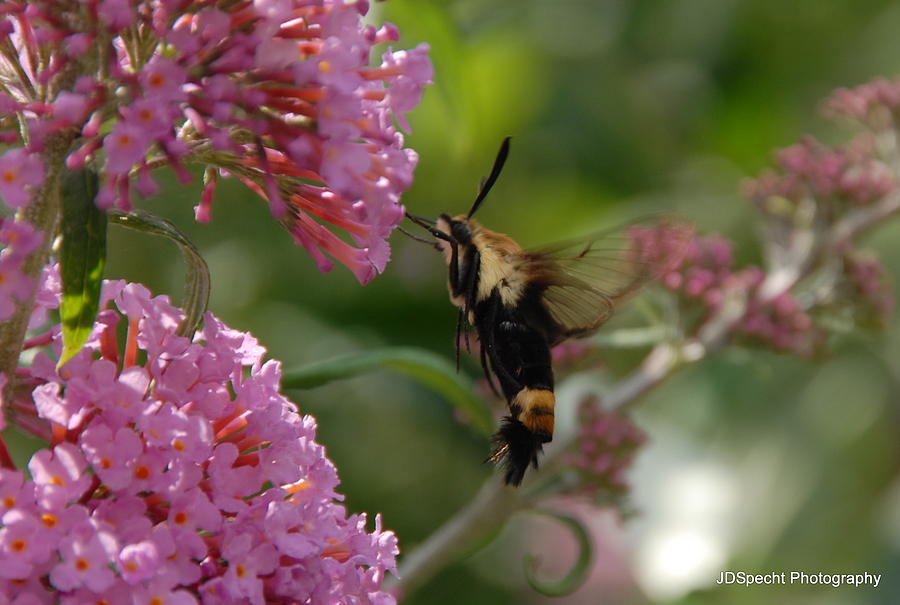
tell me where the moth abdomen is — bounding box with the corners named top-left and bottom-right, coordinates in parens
top-left (489, 415), bottom-right (545, 487)
top-left (487, 386), bottom-right (555, 485)
top-left (512, 387), bottom-right (555, 442)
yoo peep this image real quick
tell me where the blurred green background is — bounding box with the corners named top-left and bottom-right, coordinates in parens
top-left (102, 1), bottom-right (900, 603)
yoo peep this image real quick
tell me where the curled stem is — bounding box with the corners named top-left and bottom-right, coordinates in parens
top-left (108, 209), bottom-right (210, 338)
top-left (522, 509), bottom-right (593, 597)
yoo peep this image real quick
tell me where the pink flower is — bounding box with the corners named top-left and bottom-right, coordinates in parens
top-left (102, 121), bottom-right (150, 177)
top-left (379, 44), bottom-right (434, 131)
top-left (27, 443), bottom-right (91, 510)
top-left (0, 471), bottom-right (29, 516)
top-left (52, 92), bottom-right (90, 126)
top-left (0, 509), bottom-right (54, 579)
top-left (2, 267), bottom-right (398, 602)
top-left (117, 540), bottom-right (161, 584)
top-left (49, 525), bottom-right (118, 592)
top-left (0, 149), bottom-right (45, 210)
top-left (0, 255), bottom-right (34, 321)
top-left (140, 58), bottom-right (187, 104)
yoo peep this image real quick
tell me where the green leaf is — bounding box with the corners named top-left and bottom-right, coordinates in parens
top-left (59, 169), bottom-right (106, 368)
top-left (282, 346), bottom-right (493, 435)
top-left (108, 209), bottom-right (210, 338)
top-left (523, 509), bottom-right (593, 597)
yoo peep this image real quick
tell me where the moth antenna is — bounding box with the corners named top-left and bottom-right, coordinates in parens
top-left (467, 137), bottom-right (511, 219)
top-left (405, 212), bottom-right (454, 244)
top-left (405, 212), bottom-right (435, 226)
top-left (397, 225), bottom-right (439, 247)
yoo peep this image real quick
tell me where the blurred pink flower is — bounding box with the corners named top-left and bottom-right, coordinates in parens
top-left (0, 219), bottom-right (42, 321)
top-left (667, 233), bottom-right (825, 355)
top-left (824, 77), bottom-right (900, 125)
top-left (744, 134), bottom-right (895, 207)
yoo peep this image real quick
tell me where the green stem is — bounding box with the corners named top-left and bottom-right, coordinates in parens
top-left (388, 478), bottom-right (520, 601)
top-left (0, 21), bottom-right (94, 416)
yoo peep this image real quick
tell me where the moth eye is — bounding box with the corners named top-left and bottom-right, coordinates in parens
top-left (451, 220), bottom-right (472, 243)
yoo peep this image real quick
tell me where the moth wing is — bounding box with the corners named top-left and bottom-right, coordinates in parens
top-left (520, 216), bottom-right (692, 345)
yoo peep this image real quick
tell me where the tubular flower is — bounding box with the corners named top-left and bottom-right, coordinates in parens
top-left (0, 0), bottom-right (432, 283)
top-left (0, 266), bottom-right (399, 603)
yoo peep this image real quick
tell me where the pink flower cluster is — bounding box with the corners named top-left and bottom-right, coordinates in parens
top-left (628, 224), bottom-right (825, 355)
top-left (1, 0), bottom-right (431, 283)
top-left (743, 135), bottom-right (896, 207)
top-left (0, 267), bottom-right (398, 603)
top-left (562, 399), bottom-right (646, 501)
top-left (824, 77), bottom-right (900, 125)
top-left (668, 235), bottom-right (822, 355)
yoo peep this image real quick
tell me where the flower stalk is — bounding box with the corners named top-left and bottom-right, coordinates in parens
top-left (0, 134), bottom-right (68, 411)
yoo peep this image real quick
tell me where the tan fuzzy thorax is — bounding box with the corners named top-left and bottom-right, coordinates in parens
top-left (465, 219), bottom-right (528, 307)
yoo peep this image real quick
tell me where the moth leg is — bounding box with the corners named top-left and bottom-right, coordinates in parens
top-left (446, 238), bottom-right (465, 369)
top-left (461, 249), bottom-right (479, 354)
top-left (479, 330), bottom-right (501, 398)
top-left (455, 308), bottom-right (464, 371)
top-left (482, 291), bottom-right (523, 397)
top-left (446, 238), bottom-right (460, 295)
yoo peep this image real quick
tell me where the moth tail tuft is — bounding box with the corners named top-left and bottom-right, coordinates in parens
top-left (487, 415), bottom-right (545, 486)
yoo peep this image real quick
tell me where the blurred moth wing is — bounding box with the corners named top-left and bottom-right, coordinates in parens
top-left (517, 216), bottom-right (694, 345)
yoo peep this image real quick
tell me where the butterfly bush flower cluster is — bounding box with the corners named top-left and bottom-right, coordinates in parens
top-left (825, 77), bottom-right (900, 126)
top-left (0, 267), bottom-right (398, 604)
top-left (561, 398), bottom-right (646, 503)
top-left (656, 233), bottom-right (825, 355)
top-left (0, 0), bottom-right (431, 284)
top-left (744, 134), bottom-right (895, 208)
